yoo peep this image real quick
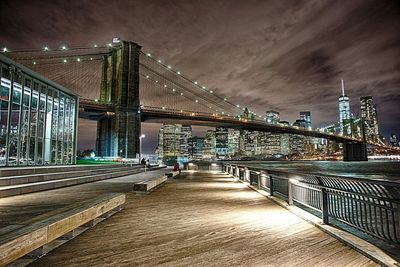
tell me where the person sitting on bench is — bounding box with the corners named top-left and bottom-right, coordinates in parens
top-left (173, 161), bottom-right (181, 174)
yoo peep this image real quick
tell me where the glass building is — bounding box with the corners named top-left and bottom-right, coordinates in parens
top-left (338, 79), bottom-right (350, 134)
top-left (0, 55), bottom-right (79, 167)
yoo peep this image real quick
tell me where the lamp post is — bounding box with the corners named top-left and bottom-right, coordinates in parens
top-left (139, 134), bottom-right (146, 162)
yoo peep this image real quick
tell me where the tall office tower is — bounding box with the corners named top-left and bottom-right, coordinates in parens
top-left (203, 130), bottom-right (216, 159)
top-left (265, 132), bottom-right (281, 156)
top-left (266, 110), bottom-right (280, 124)
top-left (300, 111), bottom-right (312, 130)
top-left (360, 96), bottom-right (379, 141)
top-left (243, 130), bottom-right (258, 156)
top-left (188, 137), bottom-right (205, 159)
top-left (215, 127), bottom-right (229, 159)
top-left (265, 111), bottom-right (281, 156)
top-left (228, 129), bottom-right (240, 156)
top-left (180, 125), bottom-right (192, 157)
top-left (279, 121), bottom-right (290, 156)
top-left (158, 124), bottom-right (182, 158)
top-left (290, 120), bottom-right (306, 156)
top-left (338, 80), bottom-right (351, 134)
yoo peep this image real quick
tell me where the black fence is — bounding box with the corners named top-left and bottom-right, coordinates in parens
top-left (225, 164), bottom-right (400, 247)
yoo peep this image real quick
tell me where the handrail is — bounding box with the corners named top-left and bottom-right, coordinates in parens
top-left (224, 163), bottom-right (400, 247)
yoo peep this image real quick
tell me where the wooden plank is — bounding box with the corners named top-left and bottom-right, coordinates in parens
top-left (0, 227), bottom-right (48, 266)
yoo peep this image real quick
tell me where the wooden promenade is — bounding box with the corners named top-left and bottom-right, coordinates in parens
top-left (28, 171), bottom-right (376, 266)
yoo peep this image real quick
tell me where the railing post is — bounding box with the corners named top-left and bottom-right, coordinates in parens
top-left (269, 176), bottom-right (274, 196)
top-left (288, 181), bottom-right (293, 205)
top-left (257, 173), bottom-right (261, 189)
top-left (320, 187), bottom-right (329, 224)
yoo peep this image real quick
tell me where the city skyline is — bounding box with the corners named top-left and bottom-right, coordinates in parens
top-left (1, 0), bottom-right (399, 152)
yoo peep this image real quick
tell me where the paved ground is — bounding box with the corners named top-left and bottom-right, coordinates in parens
top-left (31, 171), bottom-right (376, 267)
top-left (0, 168), bottom-right (168, 231)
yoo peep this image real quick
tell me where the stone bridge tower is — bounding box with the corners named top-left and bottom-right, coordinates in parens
top-left (96, 41), bottom-right (141, 158)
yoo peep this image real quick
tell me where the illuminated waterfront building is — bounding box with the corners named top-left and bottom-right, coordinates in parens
top-left (157, 124), bottom-right (192, 161)
top-left (243, 130), bottom-right (258, 156)
top-left (265, 133), bottom-right (281, 156)
top-left (0, 55), bottom-right (78, 166)
top-left (188, 136), bottom-right (204, 159)
top-left (228, 129), bottom-right (240, 156)
top-left (180, 125), bottom-right (192, 157)
top-left (203, 130), bottom-right (216, 159)
top-left (215, 127), bottom-right (241, 158)
top-left (279, 121), bottom-right (290, 156)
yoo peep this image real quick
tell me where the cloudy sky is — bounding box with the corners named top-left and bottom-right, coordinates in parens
top-left (1, 0), bottom-right (399, 152)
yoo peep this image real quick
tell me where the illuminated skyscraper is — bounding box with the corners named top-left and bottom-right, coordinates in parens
top-left (299, 111), bottom-right (312, 130)
top-left (266, 110), bottom-right (280, 124)
top-left (360, 96), bottom-right (379, 141)
top-left (203, 130), bottom-right (216, 159)
top-left (338, 80), bottom-right (350, 133)
top-left (157, 124), bottom-right (192, 160)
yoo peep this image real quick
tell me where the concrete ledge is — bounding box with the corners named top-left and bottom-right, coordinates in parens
top-left (0, 193), bottom-right (125, 266)
top-left (233, 176), bottom-right (399, 267)
top-left (134, 175), bottom-right (167, 194)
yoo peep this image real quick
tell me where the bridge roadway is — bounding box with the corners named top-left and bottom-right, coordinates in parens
top-left (79, 101), bottom-right (363, 144)
top-left (20, 170), bottom-right (376, 266)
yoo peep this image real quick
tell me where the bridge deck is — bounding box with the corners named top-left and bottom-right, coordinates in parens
top-left (30, 171), bottom-right (376, 266)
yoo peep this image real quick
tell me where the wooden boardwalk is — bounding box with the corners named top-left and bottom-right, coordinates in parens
top-left (32, 171), bottom-right (377, 267)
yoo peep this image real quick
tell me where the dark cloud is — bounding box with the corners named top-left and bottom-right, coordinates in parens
top-left (1, 0), bottom-right (399, 152)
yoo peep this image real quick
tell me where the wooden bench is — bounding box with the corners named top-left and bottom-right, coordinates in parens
top-left (133, 175), bottom-right (168, 194)
top-left (165, 171), bottom-right (180, 178)
top-left (0, 193), bottom-right (125, 266)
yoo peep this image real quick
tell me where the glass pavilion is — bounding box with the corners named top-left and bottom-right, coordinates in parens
top-left (0, 54), bottom-right (78, 166)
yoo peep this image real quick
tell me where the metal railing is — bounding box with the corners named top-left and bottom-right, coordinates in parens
top-left (224, 163), bottom-right (400, 247)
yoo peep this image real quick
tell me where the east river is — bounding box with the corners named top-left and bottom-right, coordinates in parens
top-left (230, 160), bottom-right (400, 182)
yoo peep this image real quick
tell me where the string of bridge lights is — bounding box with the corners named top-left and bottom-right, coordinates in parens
top-left (141, 72), bottom-right (226, 115)
top-left (1, 43), bottom-right (265, 120)
top-left (142, 51), bottom-right (265, 120)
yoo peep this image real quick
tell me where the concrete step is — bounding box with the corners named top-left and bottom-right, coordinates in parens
top-left (0, 165), bottom-right (142, 186)
top-left (0, 163), bottom-right (136, 177)
top-left (0, 168), bottom-right (143, 198)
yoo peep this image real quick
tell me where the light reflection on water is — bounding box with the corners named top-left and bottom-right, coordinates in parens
top-left (231, 160), bottom-right (400, 181)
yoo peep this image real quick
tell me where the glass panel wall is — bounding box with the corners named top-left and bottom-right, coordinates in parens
top-left (0, 66), bottom-right (11, 166)
top-left (8, 72), bottom-right (23, 165)
top-left (51, 90), bottom-right (58, 164)
top-left (29, 82), bottom-right (39, 165)
top-left (19, 78), bottom-right (31, 166)
top-left (0, 57), bottom-right (78, 167)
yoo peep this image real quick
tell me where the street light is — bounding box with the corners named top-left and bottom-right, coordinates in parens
top-left (139, 134), bottom-right (146, 162)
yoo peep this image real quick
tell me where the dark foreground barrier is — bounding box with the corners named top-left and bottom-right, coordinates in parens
top-left (224, 163), bottom-right (400, 248)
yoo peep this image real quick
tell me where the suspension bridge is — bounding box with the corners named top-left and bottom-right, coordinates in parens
top-left (2, 40), bottom-right (388, 161)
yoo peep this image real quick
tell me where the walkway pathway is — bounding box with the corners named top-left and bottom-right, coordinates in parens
top-left (31, 171), bottom-right (376, 266)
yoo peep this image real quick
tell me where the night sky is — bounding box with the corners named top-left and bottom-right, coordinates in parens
top-left (1, 0), bottom-right (399, 153)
